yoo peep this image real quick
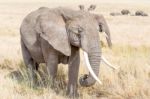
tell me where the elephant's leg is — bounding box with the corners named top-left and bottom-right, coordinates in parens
top-left (67, 46), bottom-right (80, 97)
top-left (21, 39), bottom-right (38, 86)
top-left (46, 53), bottom-right (58, 80)
top-left (44, 50), bottom-right (58, 88)
top-left (40, 38), bottom-right (58, 84)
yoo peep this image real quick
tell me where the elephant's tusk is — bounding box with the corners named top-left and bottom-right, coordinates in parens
top-left (101, 56), bottom-right (118, 70)
top-left (83, 51), bottom-right (102, 85)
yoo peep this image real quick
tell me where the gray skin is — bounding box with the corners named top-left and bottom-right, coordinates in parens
top-left (20, 7), bottom-right (112, 97)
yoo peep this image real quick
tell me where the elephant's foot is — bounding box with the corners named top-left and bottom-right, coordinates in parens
top-left (66, 85), bottom-right (79, 98)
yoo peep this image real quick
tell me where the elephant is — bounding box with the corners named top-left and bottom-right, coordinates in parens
top-left (135, 10), bottom-right (148, 16)
top-left (20, 7), bottom-right (115, 97)
top-left (121, 9), bottom-right (130, 15)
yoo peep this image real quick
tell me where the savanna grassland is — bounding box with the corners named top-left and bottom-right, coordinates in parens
top-left (0, 0), bottom-right (150, 99)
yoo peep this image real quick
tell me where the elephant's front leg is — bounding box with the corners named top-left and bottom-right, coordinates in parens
top-left (46, 53), bottom-right (58, 80)
top-left (67, 46), bottom-right (80, 97)
top-left (44, 51), bottom-right (58, 88)
top-left (40, 38), bottom-right (58, 86)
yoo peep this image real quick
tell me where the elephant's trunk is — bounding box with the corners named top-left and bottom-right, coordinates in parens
top-left (80, 45), bottom-right (101, 86)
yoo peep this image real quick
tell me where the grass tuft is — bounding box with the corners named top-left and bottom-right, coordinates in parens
top-left (0, 59), bottom-right (13, 70)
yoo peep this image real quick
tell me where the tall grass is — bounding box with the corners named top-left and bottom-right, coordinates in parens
top-left (0, 45), bottom-right (149, 99)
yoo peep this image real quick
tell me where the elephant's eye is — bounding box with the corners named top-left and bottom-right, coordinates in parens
top-left (99, 24), bottom-right (103, 32)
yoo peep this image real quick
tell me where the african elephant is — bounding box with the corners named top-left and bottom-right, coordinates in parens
top-left (20, 7), bottom-right (113, 97)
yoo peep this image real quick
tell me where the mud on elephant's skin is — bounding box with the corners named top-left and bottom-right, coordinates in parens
top-left (20, 7), bottom-right (112, 97)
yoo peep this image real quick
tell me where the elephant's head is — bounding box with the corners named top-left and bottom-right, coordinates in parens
top-left (61, 11), bottom-right (112, 86)
top-left (37, 9), bottom-right (112, 87)
top-left (78, 5), bottom-right (112, 48)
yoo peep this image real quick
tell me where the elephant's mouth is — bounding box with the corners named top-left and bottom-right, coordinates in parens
top-left (71, 41), bottom-right (80, 47)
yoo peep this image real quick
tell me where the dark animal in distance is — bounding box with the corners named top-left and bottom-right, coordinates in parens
top-left (135, 10), bottom-right (148, 16)
top-left (121, 9), bottom-right (130, 15)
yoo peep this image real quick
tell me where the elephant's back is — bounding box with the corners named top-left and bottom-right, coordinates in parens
top-left (20, 7), bottom-right (50, 46)
top-left (20, 7), bottom-right (50, 63)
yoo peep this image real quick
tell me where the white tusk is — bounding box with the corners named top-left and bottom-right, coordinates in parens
top-left (101, 56), bottom-right (118, 70)
top-left (83, 51), bottom-right (102, 85)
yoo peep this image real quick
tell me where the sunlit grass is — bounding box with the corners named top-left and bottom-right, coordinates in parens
top-left (0, 45), bottom-right (149, 99)
top-left (97, 45), bottom-right (150, 99)
top-left (1, 61), bottom-right (67, 99)
top-left (78, 45), bottom-right (150, 98)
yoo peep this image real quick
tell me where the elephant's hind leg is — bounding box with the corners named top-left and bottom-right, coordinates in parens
top-left (21, 39), bottom-right (39, 86)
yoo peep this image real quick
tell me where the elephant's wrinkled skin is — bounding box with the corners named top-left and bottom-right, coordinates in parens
top-left (20, 7), bottom-right (112, 97)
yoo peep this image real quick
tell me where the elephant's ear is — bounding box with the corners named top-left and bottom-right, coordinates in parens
top-left (36, 14), bottom-right (71, 56)
top-left (94, 14), bottom-right (112, 48)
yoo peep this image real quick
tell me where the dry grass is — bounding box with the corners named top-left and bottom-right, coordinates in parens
top-left (0, 0), bottom-right (150, 99)
top-left (1, 45), bottom-right (149, 99)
